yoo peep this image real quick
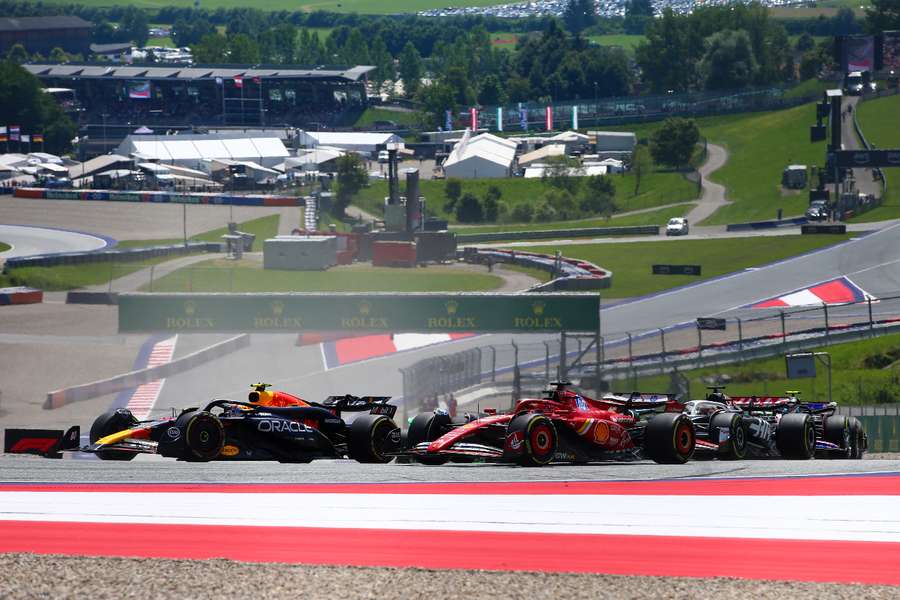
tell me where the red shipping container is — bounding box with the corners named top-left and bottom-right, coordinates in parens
top-left (372, 241), bottom-right (416, 267)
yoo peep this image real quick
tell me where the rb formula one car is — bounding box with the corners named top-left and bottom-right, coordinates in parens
top-left (684, 387), bottom-right (867, 460)
top-left (4, 383), bottom-right (402, 463)
top-left (405, 381), bottom-right (696, 466)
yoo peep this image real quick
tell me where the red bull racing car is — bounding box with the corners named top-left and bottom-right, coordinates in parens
top-left (684, 387), bottom-right (867, 460)
top-left (404, 382), bottom-right (696, 466)
top-left (4, 384), bottom-right (402, 463)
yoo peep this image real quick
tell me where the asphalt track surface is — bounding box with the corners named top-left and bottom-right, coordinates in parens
top-left (2, 454), bottom-right (899, 484)
top-left (0, 224), bottom-right (111, 259)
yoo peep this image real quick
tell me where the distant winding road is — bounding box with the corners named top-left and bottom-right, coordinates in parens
top-left (0, 224), bottom-right (112, 261)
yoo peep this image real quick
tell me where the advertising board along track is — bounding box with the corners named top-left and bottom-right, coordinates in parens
top-left (117, 293), bottom-right (600, 334)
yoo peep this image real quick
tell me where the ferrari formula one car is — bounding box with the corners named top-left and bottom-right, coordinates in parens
top-left (404, 382), bottom-right (696, 466)
top-left (4, 384), bottom-right (402, 463)
top-left (684, 387), bottom-right (867, 460)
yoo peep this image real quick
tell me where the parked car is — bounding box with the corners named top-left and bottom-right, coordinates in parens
top-left (806, 200), bottom-right (829, 221)
top-left (665, 217), bottom-right (689, 236)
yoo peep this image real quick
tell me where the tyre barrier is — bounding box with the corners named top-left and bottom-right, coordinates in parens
top-left (0, 286), bottom-right (43, 306)
top-left (66, 291), bottom-right (118, 305)
top-left (456, 225), bottom-right (659, 244)
top-left (464, 248), bottom-right (612, 291)
top-left (43, 333), bottom-right (250, 410)
top-left (725, 217), bottom-right (807, 232)
top-left (14, 187), bottom-right (302, 207)
top-left (3, 242), bottom-right (219, 270)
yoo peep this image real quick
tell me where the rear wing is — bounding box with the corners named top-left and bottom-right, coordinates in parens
top-left (4, 426), bottom-right (80, 458)
top-left (605, 392), bottom-right (683, 412)
top-left (323, 395), bottom-right (396, 418)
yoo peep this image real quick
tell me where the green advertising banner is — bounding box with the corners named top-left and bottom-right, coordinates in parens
top-left (118, 293), bottom-right (600, 333)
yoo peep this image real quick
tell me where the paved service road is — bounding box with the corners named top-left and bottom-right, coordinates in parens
top-left (0, 224), bottom-right (111, 259)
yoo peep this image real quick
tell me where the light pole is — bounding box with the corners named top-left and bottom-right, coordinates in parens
top-left (101, 113), bottom-right (109, 154)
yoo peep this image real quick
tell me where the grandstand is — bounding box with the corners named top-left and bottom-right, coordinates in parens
top-left (23, 63), bottom-right (374, 156)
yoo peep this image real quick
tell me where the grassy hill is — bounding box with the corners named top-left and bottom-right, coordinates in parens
top-left (848, 93), bottom-right (900, 222)
top-left (695, 101), bottom-right (827, 225)
top-left (520, 233), bottom-right (849, 298)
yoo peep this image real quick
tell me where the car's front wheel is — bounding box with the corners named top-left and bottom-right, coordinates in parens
top-left (89, 408), bottom-right (139, 461)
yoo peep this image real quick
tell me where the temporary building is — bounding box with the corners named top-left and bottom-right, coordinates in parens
top-left (295, 130), bottom-right (403, 155)
top-left (518, 144), bottom-right (565, 168)
top-left (115, 133), bottom-right (289, 170)
top-left (590, 131), bottom-right (636, 153)
top-left (442, 131), bottom-right (517, 179)
top-left (278, 147), bottom-right (345, 173)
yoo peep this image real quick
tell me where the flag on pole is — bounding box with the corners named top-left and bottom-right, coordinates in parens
top-left (32, 133), bottom-right (44, 143)
top-left (233, 75), bottom-right (243, 88)
top-left (470, 107), bottom-right (477, 130)
top-left (519, 106), bottom-right (528, 131)
top-left (496, 106), bottom-right (503, 132)
top-left (10, 126), bottom-right (20, 141)
top-left (572, 105), bottom-right (579, 130)
top-left (445, 110), bottom-right (452, 131)
top-left (252, 76), bottom-right (261, 84)
top-left (21, 134), bottom-right (30, 143)
top-left (0, 126), bottom-right (6, 143)
top-left (545, 106), bottom-right (553, 131)
top-left (215, 77), bottom-right (223, 85)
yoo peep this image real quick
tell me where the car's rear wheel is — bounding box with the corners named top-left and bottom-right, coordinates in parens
top-left (507, 413), bottom-right (557, 467)
top-left (180, 411), bottom-right (225, 462)
top-left (709, 411), bottom-right (747, 460)
top-left (823, 415), bottom-right (851, 458)
top-left (644, 413), bottom-right (695, 464)
top-left (776, 413), bottom-right (816, 459)
top-left (406, 412), bottom-right (451, 465)
top-left (348, 414), bottom-right (398, 464)
top-left (89, 408), bottom-right (139, 461)
top-left (849, 417), bottom-right (867, 459)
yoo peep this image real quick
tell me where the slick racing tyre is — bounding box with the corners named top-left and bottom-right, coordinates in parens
top-left (775, 413), bottom-right (816, 459)
top-left (507, 413), bottom-right (557, 467)
top-left (407, 412), bottom-right (452, 465)
top-left (849, 417), bottom-right (867, 459)
top-left (348, 414), bottom-right (399, 464)
top-left (823, 415), bottom-right (851, 459)
top-left (180, 411), bottom-right (225, 462)
top-left (708, 412), bottom-right (747, 460)
top-left (644, 413), bottom-right (695, 464)
top-left (89, 408), bottom-right (139, 461)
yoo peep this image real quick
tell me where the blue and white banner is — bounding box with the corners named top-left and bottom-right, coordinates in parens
top-left (496, 106), bottom-right (503, 132)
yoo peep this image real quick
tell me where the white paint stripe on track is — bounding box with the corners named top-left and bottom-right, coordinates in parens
top-left (2, 492), bottom-right (899, 542)
top-left (125, 335), bottom-right (177, 420)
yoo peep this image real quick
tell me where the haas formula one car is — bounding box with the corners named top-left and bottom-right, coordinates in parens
top-left (4, 384), bottom-right (402, 463)
top-left (405, 382), bottom-right (696, 466)
top-left (685, 387), bottom-right (867, 460)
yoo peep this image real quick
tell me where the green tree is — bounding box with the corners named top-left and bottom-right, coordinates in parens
top-left (630, 144), bottom-right (651, 196)
top-left (228, 34), bottom-right (261, 64)
top-left (0, 60), bottom-right (76, 154)
top-left (416, 82), bottom-right (457, 130)
top-left (444, 65), bottom-right (475, 106)
top-left (341, 28), bottom-right (370, 66)
top-left (5, 43), bottom-right (28, 64)
top-left (650, 118), bottom-right (699, 169)
top-left (443, 178), bottom-right (463, 213)
top-left (510, 203), bottom-right (534, 223)
top-left (795, 32), bottom-right (815, 53)
top-left (260, 24), bottom-right (297, 64)
top-left (398, 41), bottom-right (423, 97)
top-left (624, 0), bottom-right (654, 34)
top-left (866, 0), bottom-right (900, 32)
top-left (192, 34), bottom-right (229, 64)
top-left (542, 155), bottom-right (583, 194)
top-left (701, 29), bottom-right (759, 91)
top-left (455, 192), bottom-right (483, 223)
top-left (483, 185), bottom-right (502, 222)
top-left (119, 7), bottom-right (149, 47)
top-left (333, 153), bottom-right (368, 217)
top-left (478, 74), bottom-right (506, 106)
top-left (579, 175), bottom-right (617, 215)
top-left (369, 35), bottom-right (394, 88)
top-left (49, 47), bottom-right (70, 63)
top-left (563, 0), bottom-right (596, 34)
